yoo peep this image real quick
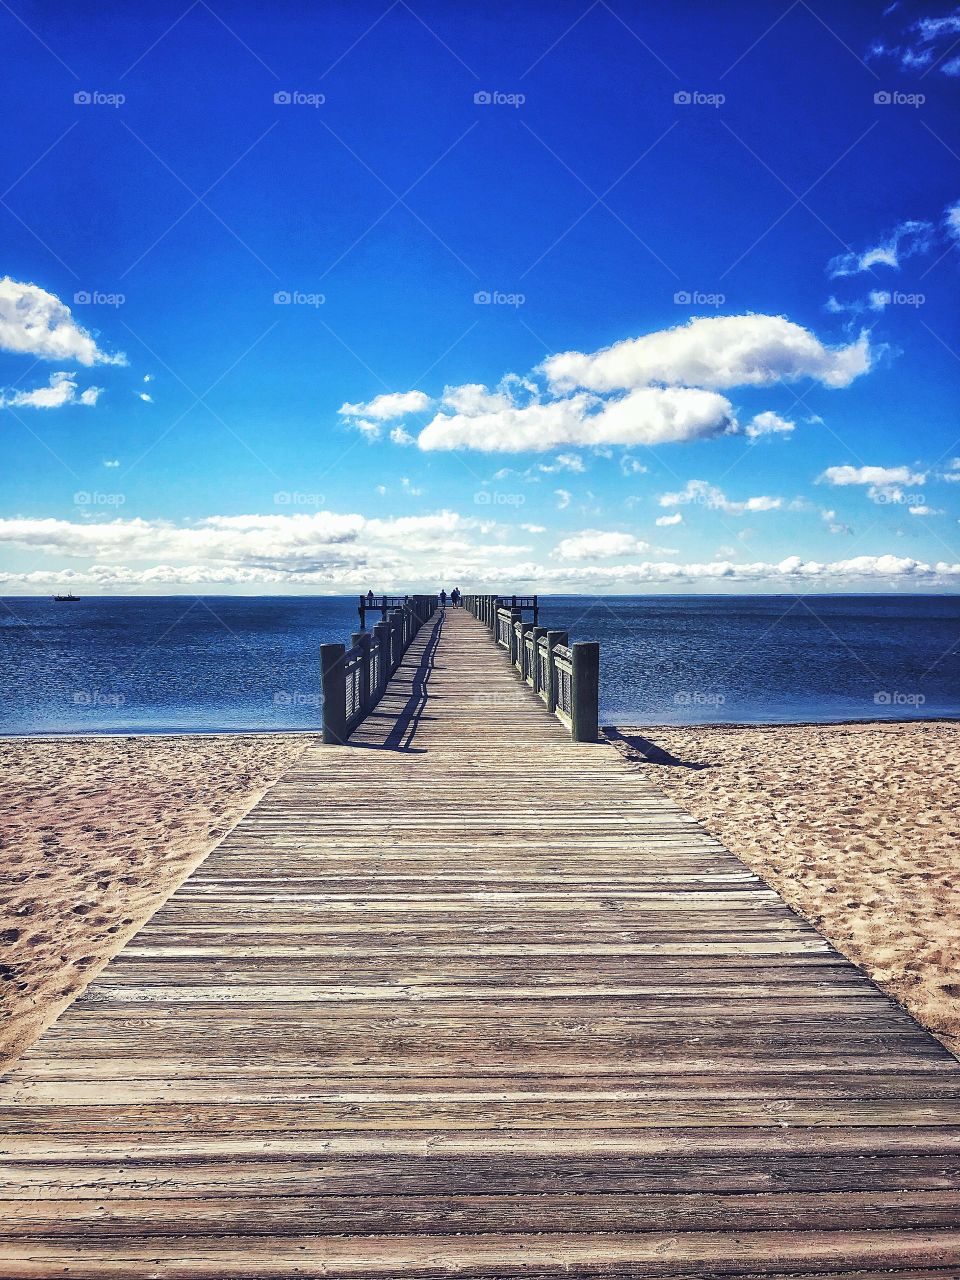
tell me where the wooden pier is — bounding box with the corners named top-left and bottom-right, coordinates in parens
top-left (2, 606), bottom-right (960, 1277)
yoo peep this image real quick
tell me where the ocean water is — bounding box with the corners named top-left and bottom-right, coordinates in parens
top-left (0, 594), bottom-right (957, 734)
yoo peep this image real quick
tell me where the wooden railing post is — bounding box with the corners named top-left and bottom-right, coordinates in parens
top-left (509, 608), bottom-right (521, 665)
top-left (352, 631), bottom-right (371, 713)
top-left (320, 642), bottom-right (347, 744)
top-left (530, 626), bottom-right (546, 695)
top-left (570, 641), bottom-right (599, 743)
top-left (373, 620), bottom-right (391, 697)
top-left (544, 630), bottom-right (568, 714)
top-left (517, 620), bottom-right (532, 677)
top-left (390, 610), bottom-right (403, 673)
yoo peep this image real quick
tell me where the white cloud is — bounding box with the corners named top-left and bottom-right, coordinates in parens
top-left (621, 456), bottom-right (648, 475)
top-left (554, 530), bottom-right (655, 560)
top-left (103, 459), bottom-right (120, 468)
top-left (1, 370), bottom-right (103, 409)
top-left (656, 512), bottom-right (683, 526)
top-left (745, 410), bottom-right (795, 439)
top-left (541, 314), bottom-right (872, 393)
top-left (520, 523), bottom-right (546, 533)
top-left (139, 392), bottom-right (153, 403)
top-left (339, 390), bottom-right (430, 420)
top-left (417, 385), bottom-right (736, 452)
top-left (816, 507), bottom-right (853, 535)
top-left (659, 479), bottom-right (781, 515)
top-left (946, 200), bottom-right (960, 243)
top-left (818, 464), bottom-right (926, 487)
top-left (873, 12), bottom-right (960, 74)
top-left (3, 536), bottom-right (958, 592)
top-left (0, 510), bottom-right (507, 580)
top-left (440, 383), bottom-right (514, 415)
top-left (827, 221), bottom-right (933, 277)
top-left (390, 426), bottom-right (415, 446)
top-left (538, 452), bottom-right (585, 473)
top-left (554, 488), bottom-right (572, 509)
top-left (0, 278), bottom-right (126, 366)
top-left (942, 458), bottom-right (960, 482)
top-left (346, 316), bottom-right (869, 459)
top-left (400, 477), bottom-right (422, 496)
top-left (351, 419), bottom-right (381, 440)
top-left (908, 505), bottom-right (941, 516)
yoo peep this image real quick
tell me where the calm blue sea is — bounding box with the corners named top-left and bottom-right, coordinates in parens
top-left (0, 595), bottom-right (957, 734)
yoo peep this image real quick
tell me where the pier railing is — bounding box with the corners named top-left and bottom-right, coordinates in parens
top-left (320, 595), bottom-right (437, 743)
top-left (461, 594), bottom-right (599, 742)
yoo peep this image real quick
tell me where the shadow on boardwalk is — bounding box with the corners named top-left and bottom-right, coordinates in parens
top-left (348, 609), bottom-right (444, 753)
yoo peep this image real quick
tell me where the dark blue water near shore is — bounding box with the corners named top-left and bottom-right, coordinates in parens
top-left (1, 595), bottom-right (957, 734)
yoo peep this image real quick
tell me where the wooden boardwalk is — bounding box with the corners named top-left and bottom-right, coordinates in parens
top-left (2, 606), bottom-right (960, 1277)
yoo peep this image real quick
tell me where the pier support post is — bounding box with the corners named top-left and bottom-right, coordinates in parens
top-left (544, 630), bottom-right (568, 714)
top-left (320, 642), bottom-right (347, 745)
top-left (571, 641), bottom-right (600, 743)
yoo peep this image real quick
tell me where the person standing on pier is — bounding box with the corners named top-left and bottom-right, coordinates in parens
top-left (439, 589), bottom-right (447, 608)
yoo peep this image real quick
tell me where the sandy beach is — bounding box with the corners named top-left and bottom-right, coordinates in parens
top-left (612, 720), bottom-right (960, 1057)
top-left (0, 734), bottom-right (316, 1070)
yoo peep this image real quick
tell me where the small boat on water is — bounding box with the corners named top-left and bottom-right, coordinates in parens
top-left (52, 592), bottom-right (80, 602)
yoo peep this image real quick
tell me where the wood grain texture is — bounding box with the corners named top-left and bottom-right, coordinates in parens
top-left (1, 607), bottom-right (959, 1278)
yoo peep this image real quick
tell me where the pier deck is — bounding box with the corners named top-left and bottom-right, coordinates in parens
top-left (2, 607), bottom-right (960, 1277)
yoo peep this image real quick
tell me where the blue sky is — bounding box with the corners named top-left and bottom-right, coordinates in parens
top-left (1, 0), bottom-right (958, 593)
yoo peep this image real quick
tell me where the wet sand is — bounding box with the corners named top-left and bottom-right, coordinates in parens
top-left (612, 720), bottom-right (960, 1057)
top-left (0, 734), bottom-right (316, 1070)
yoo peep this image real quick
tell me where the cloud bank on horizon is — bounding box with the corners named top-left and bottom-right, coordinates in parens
top-left (0, 508), bottom-right (957, 591)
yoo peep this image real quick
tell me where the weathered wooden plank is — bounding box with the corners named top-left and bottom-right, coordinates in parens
top-left (2, 1229), bottom-right (960, 1279)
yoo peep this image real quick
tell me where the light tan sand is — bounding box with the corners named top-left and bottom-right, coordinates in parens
top-left (0, 734), bottom-right (317, 1070)
top-left (611, 720), bottom-right (960, 1056)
